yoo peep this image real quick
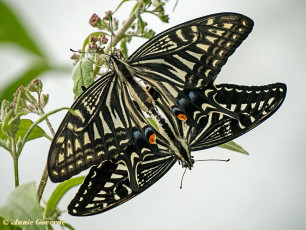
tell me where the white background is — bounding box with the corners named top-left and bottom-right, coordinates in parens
top-left (0, 0), bottom-right (305, 229)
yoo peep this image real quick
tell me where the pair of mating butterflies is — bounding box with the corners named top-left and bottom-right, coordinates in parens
top-left (47, 12), bottom-right (286, 216)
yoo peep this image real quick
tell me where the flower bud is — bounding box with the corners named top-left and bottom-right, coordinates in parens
top-left (40, 94), bottom-right (49, 108)
top-left (103, 10), bottom-right (112, 21)
top-left (89, 13), bottom-right (103, 28)
top-left (27, 79), bottom-right (43, 95)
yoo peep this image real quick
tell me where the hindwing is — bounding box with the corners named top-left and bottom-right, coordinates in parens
top-left (189, 83), bottom-right (287, 150)
top-left (68, 155), bottom-right (176, 216)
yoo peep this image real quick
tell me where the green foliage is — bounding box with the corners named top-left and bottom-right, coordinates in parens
top-left (0, 61), bottom-right (52, 102)
top-left (0, 1), bottom-right (70, 103)
top-left (0, 179), bottom-right (84, 230)
top-left (72, 59), bottom-right (95, 98)
top-left (44, 176), bottom-right (85, 219)
top-left (0, 182), bottom-right (44, 230)
top-left (219, 141), bottom-right (249, 154)
top-left (0, 216), bottom-right (22, 230)
top-left (0, 119), bottom-right (48, 144)
top-left (147, 118), bottom-right (159, 131)
top-left (0, 1), bottom-right (43, 57)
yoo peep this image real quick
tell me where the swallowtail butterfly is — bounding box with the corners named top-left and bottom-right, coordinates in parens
top-left (47, 13), bottom-right (286, 216)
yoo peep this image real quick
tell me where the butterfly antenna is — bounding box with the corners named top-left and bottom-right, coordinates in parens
top-left (195, 159), bottom-right (230, 162)
top-left (109, 15), bottom-right (114, 53)
top-left (70, 48), bottom-right (89, 54)
top-left (173, 0), bottom-right (179, 12)
top-left (179, 159), bottom-right (230, 189)
top-left (180, 168), bottom-right (188, 189)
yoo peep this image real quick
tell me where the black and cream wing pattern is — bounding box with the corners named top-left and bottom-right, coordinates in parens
top-left (47, 12), bottom-right (287, 216)
top-left (67, 82), bottom-right (286, 216)
top-left (48, 12), bottom-right (254, 182)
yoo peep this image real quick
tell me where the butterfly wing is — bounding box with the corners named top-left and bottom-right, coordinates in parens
top-left (129, 13), bottom-right (253, 87)
top-left (188, 83), bottom-right (287, 150)
top-left (48, 72), bottom-right (155, 182)
top-left (128, 13), bottom-right (254, 119)
top-left (68, 154), bottom-right (176, 216)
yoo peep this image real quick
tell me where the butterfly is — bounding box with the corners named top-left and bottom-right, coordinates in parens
top-left (47, 12), bottom-right (286, 216)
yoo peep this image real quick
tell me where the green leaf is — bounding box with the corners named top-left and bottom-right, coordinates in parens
top-left (44, 176), bottom-right (85, 218)
top-left (61, 221), bottom-right (75, 230)
top-left (9, 107), bottom-right (75, 157)
top-left (120, 39), bottom-right (128, 59)
top-left (0, 123), bottom-right (9, 142)
top-left (0, 182), bottom-right (45, 230)
top-left (72, 58), bottom-right (95, 98)
top-left (219, 141), bottom-right (249, 155)
top-left (147, 118), bottom-right (159, 131)
top-left (0, 1), bottom-right (44, 57)
top-left (0, 119), bottom-right (47, 145)
top-left (0, 138), bottom-right (9, 151)
top-left (135, 8), bottom-right (145, 35)
top-left (16, 119), bottom-right (47, 142)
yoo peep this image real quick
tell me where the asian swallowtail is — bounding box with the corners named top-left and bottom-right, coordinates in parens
top-left (47, 12), bottom-right (286, 216)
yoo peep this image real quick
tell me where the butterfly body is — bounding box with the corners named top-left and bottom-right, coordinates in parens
top-left (110, 54), bottom-right (193, 171)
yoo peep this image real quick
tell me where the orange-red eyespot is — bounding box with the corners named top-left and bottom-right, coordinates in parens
top-left (177, 114), bottom-right (187, 121)
top-left (149, 133), bottom-right (156, 144)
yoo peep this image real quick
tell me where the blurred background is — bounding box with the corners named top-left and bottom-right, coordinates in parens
top-left (0, 0), bottom-right (305, 229)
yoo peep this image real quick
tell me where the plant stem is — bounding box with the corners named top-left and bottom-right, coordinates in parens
top-left (11, 137), bottom-right (19, 187)
top-left (17, 107), bottom-right (73, 199)
top-left (13, 156), bottom-right (19, 187)
top-left (44, 116), bottom-right (56, 136)
top-left (37, 162), bottom-right (49, 202)
top-left (37, 110), bottom-right (56, 202)
top-left (109, 11), bottom-right (137, 52)
top-left (93, 11), bottom-right (137, 77)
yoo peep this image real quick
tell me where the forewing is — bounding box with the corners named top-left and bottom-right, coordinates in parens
top-left (189, 83), bottom-right (287, 150)
top-left (48, 73), bottom-right (152, 182)
top-left (68, 155), bottom-right (176, 216)
top-left (129, 13), bottom-right (254, 89)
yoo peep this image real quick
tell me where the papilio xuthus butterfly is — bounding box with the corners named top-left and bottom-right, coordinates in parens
top-left (47, 12), bottom-right (286, 216)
